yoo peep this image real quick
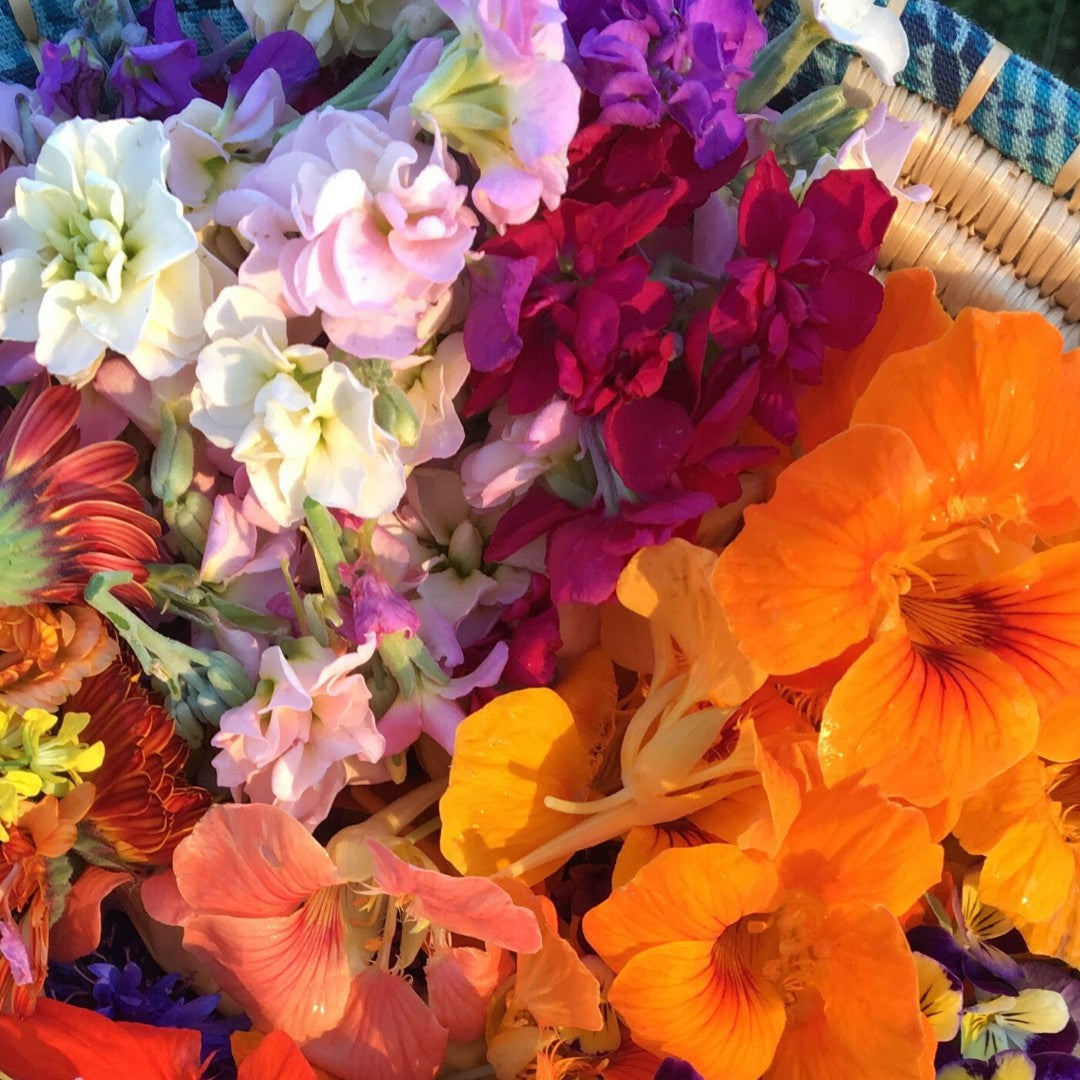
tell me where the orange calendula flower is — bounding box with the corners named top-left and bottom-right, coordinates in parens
top-left (0, 602), bottom-right (117, 710)
top-left (953, 753), bottom-right (1080, 966)
top-left (0, 373), bottom-right (161, 608)
top-left (583, 780), bottom-right (942, 1080)
top-left (0, 783), bottom-right (95, 1015)
top-left (62, 660), bottom-right (211, 865)
top-left (441, 540), bottom-right (765, 882)
top-left (716, 311), bottom-right (1080, 806)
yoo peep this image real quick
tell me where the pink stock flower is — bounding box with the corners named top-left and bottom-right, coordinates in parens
top-left (378, 641), bottom-right (508, 754)
top-left (460, 400), bottom-right (583, 509)
top-left (142, 802), bottom-right (541, 1079)
top-left (210, 637), bottom-right (384, 829)
top-left (412, 0), bottom-right (581, 229)
top-left (215, 107), bottom-right (477, 360)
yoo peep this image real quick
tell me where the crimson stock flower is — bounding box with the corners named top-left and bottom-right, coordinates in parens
top-left (709, 152), bottom-right (897, 442)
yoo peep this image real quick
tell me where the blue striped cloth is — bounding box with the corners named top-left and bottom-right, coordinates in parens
top-left (761, 0), bottom-right (1080, 188)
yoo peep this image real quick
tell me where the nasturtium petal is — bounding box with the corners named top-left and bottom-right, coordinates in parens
top-left (182, 889), bottom-right (350, 1042)
top-left (173, 803), bottom-right (343, 918)
top-left (852, 308), bottom-right (1066, 528)
top-left (609, 938), bottom-right (785, 1080)
top-left (765, 903), bottom-right (933, 1080)
top-left (584, 844), bottom-right (778, 974)
top-left (777, 777), bottom-right (942, 917)
top-left (798, 268), bottom-right (952, 452)
top-left (439, 689), bottom-right (594, 883)
top-left (715, 425), bottom-right (932, 676)
top-left (617, 538), bottom-right (763, 706)
top-left (820, 627), bottom-right (1039, 806)
top-left (977, 816), bottom-right (1074, 925)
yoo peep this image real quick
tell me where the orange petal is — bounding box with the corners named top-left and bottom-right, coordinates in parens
top-left (49, 866), bottom-right (132, 963)
top-left (1037, 693), bottom-right (1080, 762)
top-left (618, 539), bottom-right (764, 705)
top-left (958, 544), bottom-right (1080, 711)
top-left (613, 820), bottom-right (725, 889)
top-left (302, 969), bottom-right (448, 1080)
top-left (765, 903), bottom-right (933, 1080)
top-left (715, 425), bottom-right (932, 675)
top-left (852, 308), bottom-right (1066, 528)
top-left (1014, 849), bottom-right (1080, 967)
top-left (173, 803), bottom-right (343, 918)
top-left (234, 1029), bottom-right (320, 1080)
top-left (584, 844), bottom-right (778, 973)
top-left (978, 816), bottom-right (1074, 925)
top-left (499, 879), bottom-right (604, 1032)
top-left (609, 938), bottom-right (785, 1080)
top-left (820, 626), bottom-right (1039, 806)
top-left (953, 755), bottom-right (1049, 856)
top-left (798, 268), bottom-right (952, 452)
top-left (776, 778), bottom-right (942, 916)
top-left (439, 689), bottom-right (594, 883)
top-left (182, 887), bottom-right (350, 1042)
top-left (554, 647), bottom-right (619, 759)
top-left (0, 997), bottom-right (205, 1080)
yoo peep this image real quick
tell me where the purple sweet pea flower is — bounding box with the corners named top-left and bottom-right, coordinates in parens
top-left (136, 0), bottom-right (186, 43)
top-left (36, 35), bottom-right (107, 118)
top-left (229, 31), bottom-right (320, 103)
top-left (564, 0), bottom-right (767, 167)
top-left (109, 37), bottom-right (200, 120)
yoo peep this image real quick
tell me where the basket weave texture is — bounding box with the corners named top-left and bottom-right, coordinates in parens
top-left (763, 0), bottom-right (1080, 347)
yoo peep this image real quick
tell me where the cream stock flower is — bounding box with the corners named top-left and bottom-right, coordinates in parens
top-left (0, 118), bottom-right (228, 386)
top-left (234, 0), bottom-right (405, 62)
top-left (190, 286), bottom-right (407, 528)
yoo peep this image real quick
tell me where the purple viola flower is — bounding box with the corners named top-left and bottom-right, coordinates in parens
top-left (563, 0), bottom-right (767, 167)
top-left (36, 35), bottom-right (107, 118)
top-left (654, 1058), bottom-right (706, 1080)
top-left (944, 1051), bottom-right (1080, 1079)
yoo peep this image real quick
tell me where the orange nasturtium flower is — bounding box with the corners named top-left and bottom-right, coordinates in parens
top-left (583, 778), bottom-right (942, 1080)
top-left (440, 539), bottom-right (766, 883)
top-left (716, 310), bottom-right (1080, 807)
top-left (953, 752), bottom-right (1080, 967)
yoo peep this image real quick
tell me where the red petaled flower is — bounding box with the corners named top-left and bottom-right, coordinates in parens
top-left (0, 373), bottom-right (162, 608)
top-left (62, 661), bottom-right (211, 866)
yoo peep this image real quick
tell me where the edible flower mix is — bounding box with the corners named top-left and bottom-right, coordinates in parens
top-left (0, 1), bottom-right (1075, 1079)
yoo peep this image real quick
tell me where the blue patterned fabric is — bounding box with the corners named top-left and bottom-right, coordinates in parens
top-left (1, 0), bottom-right (1078, 187)
top-left (0, 0), bottom-right (246, 87)
top-left (762, 0), bottom-right (1080, 187)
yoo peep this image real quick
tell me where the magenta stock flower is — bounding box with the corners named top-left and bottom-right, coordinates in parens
top-left (709, 151), bottom-right (897, 441)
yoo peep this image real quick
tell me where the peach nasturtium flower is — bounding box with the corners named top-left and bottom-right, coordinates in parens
top-left (583, 780), bottom-right (942, 1080)
top-left (716, 310), bottom-right (1080, 807)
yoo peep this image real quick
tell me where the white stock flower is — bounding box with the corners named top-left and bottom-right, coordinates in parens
top-left (0, 117), bottom-right (227, 386)
top-left (235, 363), bottom-right (406, 527)
top-left (800, 0), bottom-right (909, 83)
top-left (234, 0), bottom-right (401, 61)
top-left (190, 284), bottom-right (329, 447)
top-left (190, 285), bottom-right (406, 526)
